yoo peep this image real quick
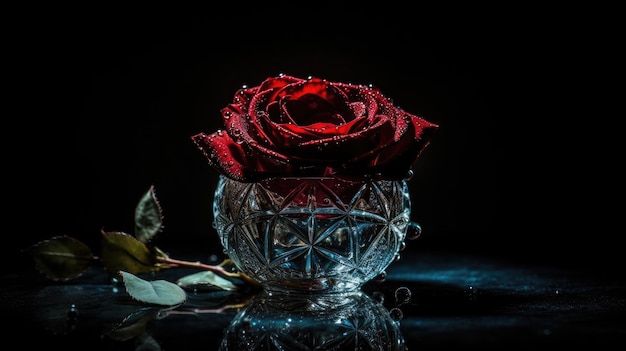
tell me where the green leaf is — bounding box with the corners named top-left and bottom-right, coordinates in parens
top-left (176, 270), bottom-right (238, 292)
top-left (25, 235), bottom-right (94, 281)
top-left (119, 271), bottom-right (187, 306)
top-left (100, 231), bottom-right (159, 276)
top-left (134, 185), bottom-right (163, 243)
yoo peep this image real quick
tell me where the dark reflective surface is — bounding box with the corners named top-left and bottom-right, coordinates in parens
top-left (220, 290), bottom-right (406, 350)
top-left (3, 252), bottom-right (625, 350)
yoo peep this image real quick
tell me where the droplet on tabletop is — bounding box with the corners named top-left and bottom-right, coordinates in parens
top-left (465, 286), bottom-right (479, 301)
top-left (66, 304), bottom-right (78, 320)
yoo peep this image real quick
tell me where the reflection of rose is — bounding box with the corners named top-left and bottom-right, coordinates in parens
top-left (192, 74), bottom-right (438, 182)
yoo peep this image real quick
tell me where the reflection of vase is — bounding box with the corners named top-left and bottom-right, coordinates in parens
top-left (219, 290), bottom-right (406, 350)
top-left (213, 175), bottom-right (415, 293)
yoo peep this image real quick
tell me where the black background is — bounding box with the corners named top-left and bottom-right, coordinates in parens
top-left (6, 4), bottom-right (622, 274)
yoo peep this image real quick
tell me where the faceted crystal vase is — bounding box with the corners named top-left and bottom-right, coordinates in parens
top-left (212, 175), bottom-right (413, 293)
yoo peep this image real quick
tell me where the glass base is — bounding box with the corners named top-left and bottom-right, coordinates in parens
top-left (260, 277), bottom-right (363, 294)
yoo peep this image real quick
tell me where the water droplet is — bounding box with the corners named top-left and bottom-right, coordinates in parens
top-left (394, 287), bottom-right (411, 305)
top-left (67, 304), bottom-right (78, 320)
top-left (465, 286), bottom-right (478, 301)
top-left (389, 307), bottom-right (403, 321)
top-left (374, 271), bottom-right (387, 282)
top-left (407, 222), bottom-right (422, 240)
top-left (404, 170), bottom-right (414, 180)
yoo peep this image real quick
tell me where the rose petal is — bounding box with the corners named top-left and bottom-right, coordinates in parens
top-left (191, 132), bottom-right (248, 180)
top-left (293, 117), bottom-right (395, 162)
top-left (282, 95), bottom-right (347, 125)
top-left (192, 75), bottom-right (439, 182)
top-left (275, 117), bottom-right (369, 139)
top-left (257, 74), bottom-right (302, 92)
top-left (345, 116), bottom-right (438, 179)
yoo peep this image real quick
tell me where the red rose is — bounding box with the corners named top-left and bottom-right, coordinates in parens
top-left (191, 74), bottom-right (438, 182)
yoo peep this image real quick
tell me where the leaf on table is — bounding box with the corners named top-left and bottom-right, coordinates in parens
top-left (100, 231), bottom-right (160, 276)
top-left (119, 271), bottom-right (187, 306)
top-left (134, 185), bottom-right (163, 243)
top-left (25, 235), bottom-right (94, 281)
top-left (176, 270), bottom-right (238, 292)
